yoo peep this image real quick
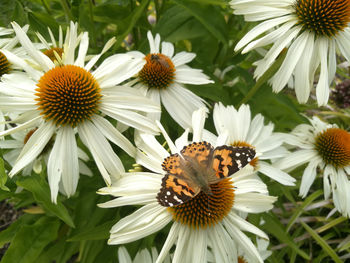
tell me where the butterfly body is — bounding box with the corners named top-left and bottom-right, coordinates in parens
top-left (157, 141), bottom-right (256, 207)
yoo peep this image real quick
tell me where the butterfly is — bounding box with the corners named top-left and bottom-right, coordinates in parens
top-left (156, 141), bottom-right (256, 207)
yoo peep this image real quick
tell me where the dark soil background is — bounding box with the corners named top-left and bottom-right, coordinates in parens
top-left (0, 200), bottom-right (21, 260)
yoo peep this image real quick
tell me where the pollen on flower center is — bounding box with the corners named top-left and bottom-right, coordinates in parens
top-left (138, 53), bottom-right (175, 89)
top-left (238, 256), bottom-right (248, 263)
top-left (43, 47), bottom-right (64, 62)
top-left (231, 141), bottom-right (258, 168)
top-left (0, 51), bottom-right (11, 77)
top-left (168, 179), bottom-right (234, 228)
top-left (35, 65), bottom-right (101, 127)
top-left (315, 128), bottom-right (350, 168)
top-left (294, 0), bottom-right (350, 37)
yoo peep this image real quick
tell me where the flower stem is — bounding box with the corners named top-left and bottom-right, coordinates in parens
top-left (238, 49), bottom-right (287, 106)
top-left (59, 0), bottom-right (74, 22)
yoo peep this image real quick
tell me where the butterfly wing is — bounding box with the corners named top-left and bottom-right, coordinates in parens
top-left (180, 141), bottom-right (214, 164)
top-left (159, 153), bottom-right (200, 207)
top-left (210, 146), bottom-right (256, 182)
top-left (157, 173), bottom-right (200, 207)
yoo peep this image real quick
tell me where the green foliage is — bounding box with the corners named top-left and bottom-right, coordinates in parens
top-left (0, 0), bottom-right (349, 262)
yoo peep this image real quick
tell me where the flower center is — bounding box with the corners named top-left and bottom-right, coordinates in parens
top-left (138, 53), bottom-right (175, 89)
top-left (35, 65), bottom-right (101, 127)
top-left (43, 47), bottom-right (64, 62)
top-left (0, 51), bottom-right (11, 77)
top-left (231, 141), bottom-right (258, 168)
top-left (238, 256), bottom-right (248, 263)
top-left (168, 179), bottom-right (234, 228)
top-left (315, 128), bottom-right (350, 168)
top-left (294, 0), bottom-right (350, 37)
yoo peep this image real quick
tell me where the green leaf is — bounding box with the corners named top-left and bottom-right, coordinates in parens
top-left (1, 217), bottom-right (60, 263)
top-left (262, 213), bottom-right (310, 260)
top-left (287, 190), bottom-right (323, 232)
top-left (171, 0), bottom-right (228, 44)
top-left (0, 214), bottom-right (38, 247)
top-left (27, 11), bottom-right (59, 38)
top-left (0, 158), bottom-right (9, 191)
top-left (186, 0), bottom-right (227, 5)
top-left (36, 239), bottom-right (79, 263)
top-left (301, 222), bottom-right (343, 263)
top-left (115, 0), bottom-right (150, 47)
top-left (68, 220), bottom-right (115, 241)
top-left (16, 174), bottom-right (75, 227)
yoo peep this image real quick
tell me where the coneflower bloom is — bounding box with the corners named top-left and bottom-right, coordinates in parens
top-left (277, 117), bottom-right (350, 217)
top-left (0, 125), bottom-right (92, 177)
top-left (208, 103), bottom-right (295, 186)
top-left (231, 0), bottom-right (350, 106)
top-left (118, 246), bottom-right (170, 263)
top-left (99, 109), bottom-right (276, 263)
top-left (0, 22), bottom-right (159, 202)
top-left (126, 31), bottom-right (213, 129)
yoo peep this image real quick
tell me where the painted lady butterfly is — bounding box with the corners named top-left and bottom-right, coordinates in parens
top-left (157, 141), bottom-right (256, 207)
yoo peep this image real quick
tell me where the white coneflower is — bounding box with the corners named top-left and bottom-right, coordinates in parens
top-left (0, 22), bottom-right (160, 202)
top-left (208, 102), bottom-right (295, 186)
top-left (231, 0), bottom-right (350, 106)
top-left (126, 31), bottom-right (213, 129)
top-left (118, 246), bottom-right (170, 263)
top-left (0, 24), bottom-right (36, 133)
top-left (99, 109), bottom-right (276, 263)
top-left (277, 117), bottom-right (350, 217)
top-left (0, 125), bottom-right (92, 177)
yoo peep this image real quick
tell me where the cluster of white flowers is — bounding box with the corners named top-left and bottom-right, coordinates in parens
top-left (1, 0), bottom-right (350, 260)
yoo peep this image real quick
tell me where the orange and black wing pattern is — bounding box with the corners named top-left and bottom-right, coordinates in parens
top-left (162, 153), bottom-right (182, 175)
top-left (180, 141), bottom-right (214, 165)
top-left (156, 173), bottom-right (200, 207)
top-left (211, 145), bottom-right (256, 180)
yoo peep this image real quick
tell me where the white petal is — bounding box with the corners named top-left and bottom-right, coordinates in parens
top-left (84, 37), bottom-right (116, 71)
top-left (175, 66), bottom-right (213, 85)
top-left (109, 203), bottom-right (171, 244)
top-left (145, 88), bottom-right (161, 122)
top-left (161, 84), bottom-right (207, 129)
top-left (223, 218), bottom-right (263, 263)
top-left (101, 106), bottom-right (159, 134)
top-left (271, 30), bottom-right (310, 92)
top-left (60, 126), bottom-right (79, 197)
top-left (192, 108), bottom-right (207, 142)
top-left (92, 115), bottom-right (136, 157)
top-left (299, 158), bottom-right (319, 198)
top-left (294, 32), bottom-right (314, 103)
top-left (156, 120), bottom-right (178, 154)
top-left (236, 15), bottom-right (294, 51)
top-left (254, 26), bottom-right (301, 79)
top-left (172, 52), bottom-right (196, 67)
top-left (315, 38), bottom-right (329, 106)
top-left (227, 213), bottom-right (268, 239)
top-left (0, 49), bottom-right (42, 80)
top-left (74, 32), bottom-right (89, 67)
top-left (259, 161), bottom-right (296, 185)
top-left (275, 149), bottom-right (317, 171)
top-left (118, 247), bottom-right (132, 263)
top-left (11, 22), bottom-right (54, 71)
top-left (161, 42), bottom-right (174, 58)
top-left (78, 120), bottom-right (124, 185)
top-left (156, 223), bottom-right (180, 263)
top-left (234, 193), bottom-right (276, 213)
top-left (10, 121), bottom-right (56, 177)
